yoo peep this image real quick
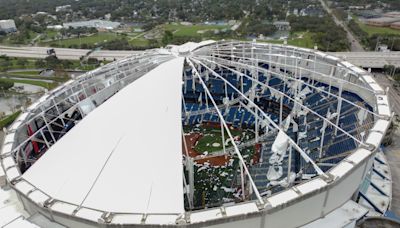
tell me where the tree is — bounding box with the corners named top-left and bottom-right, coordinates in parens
top-left (45, 55), bottom-right (61, 69)
top-left (16, 58), bottom-right (28, 68)
top-left (62, 60), bottom-right (73, 69)
top-left (0, 80), bottom-right (14, 90)
top-left (162, 30), bottom-right (174, 46)
top-left (0, 59), bottom-right (12, 71)
top-left (35, 59), bottom-right (46, 68)
top-left (87, 58), bottom-right (99, 65)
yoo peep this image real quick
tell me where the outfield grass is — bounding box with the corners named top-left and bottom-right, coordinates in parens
top-left (193, 126), bottom-right (254, 154)
top-left (164, 23), bottom-right (230, 37)
top-left (0, 78), bottom-right (58, 89)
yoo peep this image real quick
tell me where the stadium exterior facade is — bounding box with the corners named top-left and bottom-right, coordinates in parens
top-left (0, 41), bottom-right (392, 227)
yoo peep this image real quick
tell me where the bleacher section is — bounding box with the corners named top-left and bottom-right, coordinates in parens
top-left (183, 66), bottom-right (375, 194)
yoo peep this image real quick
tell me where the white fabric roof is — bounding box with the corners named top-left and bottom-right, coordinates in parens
top-left (22, 57), bottom-right (185, 214)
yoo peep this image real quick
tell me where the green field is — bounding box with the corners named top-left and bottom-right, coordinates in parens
top-left (260, 32), bottom-right (315, 49)
top-left (43, 32), bottom-right (120, 46)
top-left (0, 78), bottom-right (58, 89)
top-left (288, 32), bottom-right (315, 48)
top-left (5, 73), bottom-right (70, 83)
top-left (0, 57), bottom-right (101, 71)
top-left (41, 29), bottom-right (59, 42)
top-left (191, 126), bottom-right (254, 154)
top-left (128, 37), bottom-right (150, 47)
top-left (8, 70), bottom-right (40, 76)
top-left (0, 111), bottom-right (21, 129)
top-left (164, 23), bottom-right (230, 37)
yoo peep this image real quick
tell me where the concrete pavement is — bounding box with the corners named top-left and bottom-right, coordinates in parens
top-left (0, 45), bottom-right (141, 61)
top-left (329, 52), bottom-right (400, 68)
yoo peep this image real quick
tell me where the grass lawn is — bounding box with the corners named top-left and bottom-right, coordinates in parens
top-left (129, 38), bottom-right (150, 47)
top-left (164, 23), bottom-right (230, 37)
top-left (0, 110), bottom-right (21, 129)
top-left (0, 78), bottom-right (58, 89)
top-left (0, 58), bottom-right (37, 71)
top-left (5, 73), bottom-right (70, 83)
top-left (355, 18), bottom-right (400, 36)
top-left (288, 32), bottom-right (315, 48)
top-left (41, 29), bottom-right (59, 41)
top-left (43, 32), bottom-right (120, 47)
top-left (8, 70), bottom-right (40, 76)
top-left (259, 32), bottom-right (315, 49)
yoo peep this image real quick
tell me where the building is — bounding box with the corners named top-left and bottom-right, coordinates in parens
top-left (55, 5), bottom-right (71, 12)
top-left (273, 21), bottom-right (291, 31)
top-left (355, 10), bottom-right (382, 19)
top-left (0, 41), bottom-right (392, 227)
top-left (365, 17), bottom-right (400, 27)
top-left (46, 25), bottom-right (63, 30)
top-left (0, 20), bottom-right (17, 33)
top-left (383, 11), bottom-right (400, 18)
top-left (390, 21), bottom-right (400, 30)
top-left (63, 19), bottom-right (120, 30)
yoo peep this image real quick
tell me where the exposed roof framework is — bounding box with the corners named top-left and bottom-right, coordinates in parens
top-left (0, 41), bottom-right (391, 227)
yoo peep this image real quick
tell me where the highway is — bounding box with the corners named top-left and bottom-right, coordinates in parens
top-left (2, 45), bottom-right (400, 68)
top-left (0, 45), bottom-right (140, 61)
top-left (329, 51), bottom-right (400, 68)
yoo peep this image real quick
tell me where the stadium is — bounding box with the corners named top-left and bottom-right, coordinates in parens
top-left (0, 41), bottom-right (393, 227)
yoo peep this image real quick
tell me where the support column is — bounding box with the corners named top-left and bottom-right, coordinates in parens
top-left (335, 81), bottom-right (343, 135)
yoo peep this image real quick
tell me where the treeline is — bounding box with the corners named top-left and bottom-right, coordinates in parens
top-left (0, 0), bottom-right (311, 23)
top-left (288, 15), bottom-right (350, 51)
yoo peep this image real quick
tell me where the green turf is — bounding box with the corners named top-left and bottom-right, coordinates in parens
top-left (259, 31), bottom-right (315, 48)
top-left (129, 38), bottom-right (150, 47)
top-left (288, 32), bottom-right (315, 48)
top-left (0, 78), bottom-right (58, 89)
top-left (0, 111), bottom-right (21, 129)
top-left (43, 32), bottom-right (120, 46)
top-left (8, 70), bottom-right (40, 76)
top-left (4, 74), bottom-right (70, 83)
top-left (164, 23), bottom-right (230, 37)
top-left (192, 126), bottom-right (254, 154)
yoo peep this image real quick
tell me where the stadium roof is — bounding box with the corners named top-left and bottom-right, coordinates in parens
top-left (22, 57), bottom-right (185, 214)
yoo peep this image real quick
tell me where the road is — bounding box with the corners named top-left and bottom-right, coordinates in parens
top-left (318, 0), bottom-right (365, 52)
top-left (0, 45), bottom-right (141, 61)
top-left (329, 51), bottom-right (400, 68)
